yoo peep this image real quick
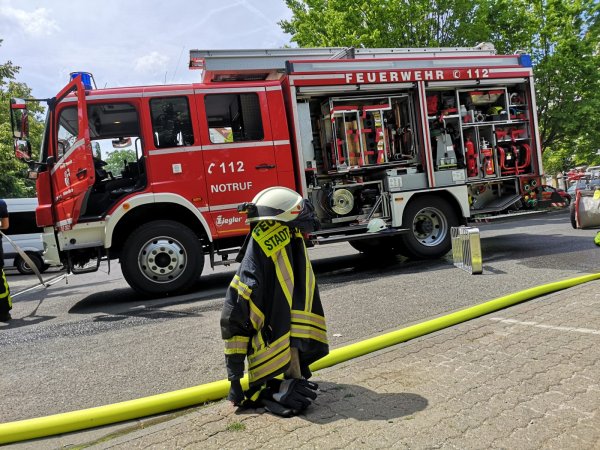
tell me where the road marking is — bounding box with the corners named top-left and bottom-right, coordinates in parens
top-left (490, 317), bottom-right (600, 335)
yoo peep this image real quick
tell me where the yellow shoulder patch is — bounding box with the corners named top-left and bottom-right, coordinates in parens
top-left (252, 220), bottom-right (291, 257)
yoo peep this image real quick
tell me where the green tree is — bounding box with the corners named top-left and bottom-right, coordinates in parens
top-left (104, 148), bottom-right (136, 177)
top-left (0, 39), bottom-right (45, 198)
top-left (280, 0), bottom-right (533, 51)
top-left (534, 0), bottom-right (600, 174)
top-left (280, 0), bottom-right (600, 173)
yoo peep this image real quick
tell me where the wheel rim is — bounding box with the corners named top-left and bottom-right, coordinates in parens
top-left (411, 206), bottom-right (448, 247)
top-left (18, 258), bottom-right (34, 273)
top-left (137, 236), bottom-right (187, 283)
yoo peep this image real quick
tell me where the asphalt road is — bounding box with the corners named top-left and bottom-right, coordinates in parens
top-left (1, 209), bottom-right (598, 423)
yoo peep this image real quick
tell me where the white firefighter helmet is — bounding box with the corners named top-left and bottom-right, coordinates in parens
top-left (367, 218), bottom-right (387, 233)
top-left (244, 186), bottom-right (305, 223)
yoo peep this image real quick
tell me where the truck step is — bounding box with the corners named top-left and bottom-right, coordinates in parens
top-left (311, 224), bottom-right (369, 236)
top-left (313, 228), bottom-right (408, 245)
top-left (210, 248), bottom-right (241, 267)
top-left (470, 194), bottom-right (522, 215)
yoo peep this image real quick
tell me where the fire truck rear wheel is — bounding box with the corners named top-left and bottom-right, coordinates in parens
top-left (400, 196), bottom-right (458, 259)
top-left (121, 220), bottom-right (204, 297)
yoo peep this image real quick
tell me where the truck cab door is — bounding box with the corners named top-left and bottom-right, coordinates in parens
top-left (199, 88), bottom-right (279, 236)
top-left (50, 77), bottom-right (94, 231)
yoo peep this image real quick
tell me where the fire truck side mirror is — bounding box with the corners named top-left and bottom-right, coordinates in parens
top-left (10, 98), bottom-right (32, 161)
top-left (10, 98), bottom-right (29, 140)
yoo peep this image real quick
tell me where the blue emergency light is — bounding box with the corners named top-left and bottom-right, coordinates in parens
top-left (70, 72), bottom-right (95, 90)
top-left (518, 54), bottom-right (532, 67)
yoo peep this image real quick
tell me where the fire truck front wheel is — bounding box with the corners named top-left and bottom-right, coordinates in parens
top-left (399, 196), bottom-right (458, 259)
top-left (121, 220), bottom-right (204, 297)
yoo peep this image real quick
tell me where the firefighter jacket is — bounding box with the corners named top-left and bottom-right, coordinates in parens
top-left (220, 220), bottom-right (329, 387)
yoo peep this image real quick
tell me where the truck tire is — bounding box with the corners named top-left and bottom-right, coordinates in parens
top-left (15, 253), bottom-right (45, 275)
top-left (399, 195), bottom-right (458, 259)
top-left (570, 201), bottom-right (577, 229)
top-left (121, 220), bottom-right (204, 297)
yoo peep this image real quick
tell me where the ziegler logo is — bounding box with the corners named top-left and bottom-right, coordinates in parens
top-left (216, 215), bottom-right (243, 226)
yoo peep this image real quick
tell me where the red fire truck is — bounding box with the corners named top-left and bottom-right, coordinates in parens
top-left (11, 45), bottom-right (544, 296)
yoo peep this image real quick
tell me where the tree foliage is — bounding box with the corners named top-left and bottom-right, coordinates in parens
top-left (280, 0), bottom-right (534, 51)
top-left (280, 0), bottom-right (600, 174)
top-left (104, 148), bottom-right (136, 177)
top-left (0, 40), bottom-right (45, 198)
top-left (532, 0), bottom-right (600, 173)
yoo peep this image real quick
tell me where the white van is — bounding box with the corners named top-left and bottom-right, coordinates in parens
top-left (2, 198), bottom-right (54, 275)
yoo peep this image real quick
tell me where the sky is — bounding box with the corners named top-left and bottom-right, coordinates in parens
top-left (0, 0), bottom-right (294, 99)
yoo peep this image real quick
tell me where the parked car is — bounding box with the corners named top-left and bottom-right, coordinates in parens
top-left (541, 185), bottom-right (571, 205)
top-left (2, 198), bottom-right (54, 275)
top-left (567, 178), bottom-right (600, 197)
top-left (567, 184), bottom-right (578, 197)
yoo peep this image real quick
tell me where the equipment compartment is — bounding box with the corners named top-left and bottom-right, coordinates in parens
top-left (321, 94), bottom-right (419, 171)
top-left (301, 91), bottom-right (422, 229)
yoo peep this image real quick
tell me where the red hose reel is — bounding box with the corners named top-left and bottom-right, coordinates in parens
top-left (498, 143), bottom-right (531, 175)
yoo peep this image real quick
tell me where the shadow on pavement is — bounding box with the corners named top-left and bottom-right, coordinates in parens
top-left (68, 253), bottom-right (454, 313)
top-left (481, 232), bottom-right (599, 270)
top-left (235, 382), bottom-right (428, 423)
top-left (310, 253), bottom-right (454, 290)
top-left (68, 290), bottom-right (211, 321)
top-left (309, 382), bottom-right (428, 423)
top-left (475, 208), bottom-right (568, 231)
top-left (0, 294), bottom-right (56, 330)
top-left (64, 221), bottom-right (589, 314)
top-left (0, 313), bottom-right (55, 330)
top-left (90, 307), bottom-right (204, 323)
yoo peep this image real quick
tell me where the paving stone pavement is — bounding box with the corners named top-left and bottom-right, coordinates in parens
top-left (17, 281), bottom-right (600, 449)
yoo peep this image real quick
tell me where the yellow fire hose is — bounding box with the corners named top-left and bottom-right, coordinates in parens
top-left (1, 272), bottom-right (599, 445)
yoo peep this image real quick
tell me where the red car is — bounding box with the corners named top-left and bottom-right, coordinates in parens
top-left (541, 185), bottom-right (571, 205)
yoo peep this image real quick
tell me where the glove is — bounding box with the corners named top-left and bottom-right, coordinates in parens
top-left (227, 379), bottom-right (245, 406)
top-left (272, 379), bottom-right (312, 411)
top-left (294, 379), bottom-right (319, 400)
top-left (261, 398), bottom-right (295, 418)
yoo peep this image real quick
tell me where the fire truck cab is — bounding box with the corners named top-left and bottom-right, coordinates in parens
top-left (11, 45), bottom-right (543, 296)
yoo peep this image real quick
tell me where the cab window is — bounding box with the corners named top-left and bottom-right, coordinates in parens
top-left (56, 103), bottom-right (141, 160)
top-left (205, 93), bottom-right (263, 143)
top-left (150, 97), bottom-right (194, 148)
top-left (56, 106), bottom-right (79, 159)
